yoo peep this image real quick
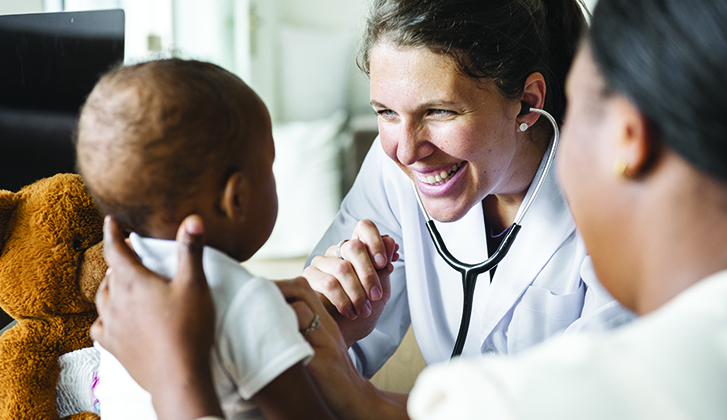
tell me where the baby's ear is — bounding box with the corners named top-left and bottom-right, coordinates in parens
top-left (221, 172), bottom-right (249, 221)
top-left (0, 190), bottom-right (18, 249)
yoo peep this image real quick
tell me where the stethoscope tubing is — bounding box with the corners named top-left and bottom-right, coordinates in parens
top-left (410, 105), bottom-right (560, 359)
top-left (426, 220), bottom-right (522, 357)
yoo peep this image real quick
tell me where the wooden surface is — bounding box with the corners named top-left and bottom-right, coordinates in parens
top-left (370, 325), bottom-right (426, 392)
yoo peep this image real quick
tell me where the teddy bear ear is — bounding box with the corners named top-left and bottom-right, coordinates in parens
top-left (0, 190), bottom-right (18, 248)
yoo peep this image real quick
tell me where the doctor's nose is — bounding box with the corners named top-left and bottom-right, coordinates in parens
top-left (394, 120), bottom-right (435, 166)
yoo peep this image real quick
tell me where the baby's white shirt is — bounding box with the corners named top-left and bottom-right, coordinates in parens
top-left (95, 234), bottom-right (313, 420)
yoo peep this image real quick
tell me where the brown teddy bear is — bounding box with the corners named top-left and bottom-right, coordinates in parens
top-left (0, 173), bottom-right (107, 419)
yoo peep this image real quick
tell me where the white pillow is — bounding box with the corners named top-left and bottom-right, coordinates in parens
top-left (253, 110), bottom-right (347, 259)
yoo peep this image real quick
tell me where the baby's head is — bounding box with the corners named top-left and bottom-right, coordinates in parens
top-left (77, 58), bottom-right (277, 262)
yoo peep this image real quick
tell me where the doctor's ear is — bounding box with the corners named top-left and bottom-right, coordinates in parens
top-left (220, 172), bottom-right (251, 221)
top-left (517, 72), bottom-right (547, 130)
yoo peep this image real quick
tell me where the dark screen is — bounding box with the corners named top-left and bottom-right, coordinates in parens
top-left (0, 9), bottom-right (124, 191)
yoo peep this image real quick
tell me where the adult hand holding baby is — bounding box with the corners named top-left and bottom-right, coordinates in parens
top-left (278, 276), bottom-right (408, 420)
top-left (91, 215), bottom-right (223, 420)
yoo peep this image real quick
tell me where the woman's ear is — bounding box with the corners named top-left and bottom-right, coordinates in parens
top-left (517, 72), bottom-right (547, 129)
top-left (613, 95), bottom-right (658, 177)
top-left (219, 172), bottom-right (249, 222)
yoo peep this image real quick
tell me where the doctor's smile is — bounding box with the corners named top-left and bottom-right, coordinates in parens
top-left (414, 161), bottom-right (466, 194)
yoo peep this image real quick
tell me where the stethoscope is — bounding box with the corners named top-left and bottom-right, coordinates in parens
top-left (409, 103), bottom-right (560, 358)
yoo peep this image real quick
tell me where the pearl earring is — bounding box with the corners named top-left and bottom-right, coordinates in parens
top-left (519, 122), bottom-right (528, 132)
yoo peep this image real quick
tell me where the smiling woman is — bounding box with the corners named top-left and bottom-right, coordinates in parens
top-left (369, 43), bottom-right (546, 224)
top-left (303, 0), bottom-right (635, 390)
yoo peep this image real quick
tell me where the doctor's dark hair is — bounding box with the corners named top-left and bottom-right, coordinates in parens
top-left (76, 59), bottom-right (266, 235)
top-left (590, 0), bottom-right (727, 182)
top-left (358, 0), bottom-right (587, 126)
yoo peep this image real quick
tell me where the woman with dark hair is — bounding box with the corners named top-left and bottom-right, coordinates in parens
top-left (302, 0), bottom-right (631, 379)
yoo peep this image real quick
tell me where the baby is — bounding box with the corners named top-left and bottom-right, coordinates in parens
top-left (76, 59), bottom-right (333, 420)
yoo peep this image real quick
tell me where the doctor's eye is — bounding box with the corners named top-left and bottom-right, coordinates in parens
top-left (377, 109), bottom-right (398, 119)
top-left (427, 109), bottom-right (456, 118)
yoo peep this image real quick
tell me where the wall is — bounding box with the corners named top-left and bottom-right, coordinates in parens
top-left (265, 0), bottom-right (372, 121)
top-left (0, 0), bottom-right (43, 14)
top-left (173, 0), bottom-right (235, 70)
top-left (281, 0), bottom-right (372, 117)
top-left (280, 0), bottom-right (367, 29)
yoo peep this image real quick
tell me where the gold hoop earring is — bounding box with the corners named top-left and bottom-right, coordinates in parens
top-left (613, 159), bottom-right (629, 177)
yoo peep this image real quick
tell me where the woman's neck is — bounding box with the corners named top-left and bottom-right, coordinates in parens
top-left (481, 193), bottom-right (524, 234)
top-left (628, 159), bottom-right (727, 315)
top-left (636, 204), bottom-right (727, 315)
top-left (482, 139), bottom-right (548, 232)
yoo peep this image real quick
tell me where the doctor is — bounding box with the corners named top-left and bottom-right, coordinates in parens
top-left (304, 0), bottom-right (634, 377)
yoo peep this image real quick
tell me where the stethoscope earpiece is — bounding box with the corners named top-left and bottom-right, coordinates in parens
top-left (519, 101), bottom-right (531, 116)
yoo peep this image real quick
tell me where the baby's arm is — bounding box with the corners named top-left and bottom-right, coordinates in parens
top-left (251, 361), bottom-right (336, 420)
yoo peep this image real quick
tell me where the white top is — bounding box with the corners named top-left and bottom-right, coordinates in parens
top-left (408, 270), bottom-right (727, 420)
top-left (96, 234), bottom-right (313, 420)
top-left (309, 138), bottom-right (635, 376)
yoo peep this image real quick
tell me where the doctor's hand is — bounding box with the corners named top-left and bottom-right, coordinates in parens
top-left (91, 215), bottom-right (223, 420)
top-left (303, 219), bottom-right (399, 348)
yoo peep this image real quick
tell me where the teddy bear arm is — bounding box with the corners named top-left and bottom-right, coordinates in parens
top-left (0, 322), bottom-right (64, 419)
top-left (63, 411), bottom-right (100, 420)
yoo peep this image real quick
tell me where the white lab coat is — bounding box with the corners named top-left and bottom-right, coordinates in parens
top-left (309, 138), bottom-right (634, 377)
